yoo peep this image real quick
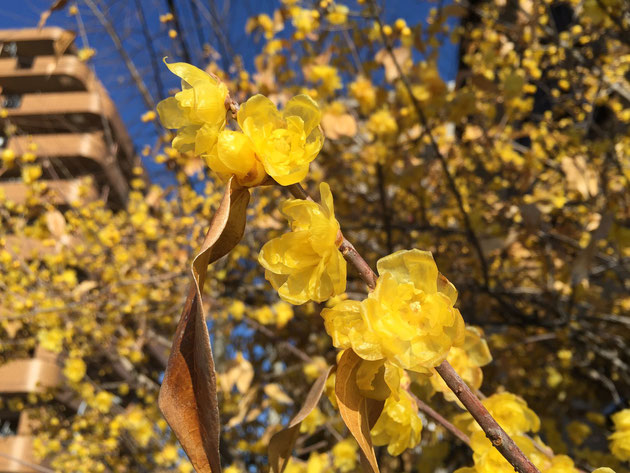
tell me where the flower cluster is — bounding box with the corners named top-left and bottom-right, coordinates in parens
top-left (258, 182), bottom-right (346, 304)
top-left (322, 249), bottom-right (466, 376)
top-left (454, 392), bottom-right (583, 473)
top-left (158, 62), bottom-right (324, 187)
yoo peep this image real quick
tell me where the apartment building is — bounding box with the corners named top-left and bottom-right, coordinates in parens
top-left (0, 27), bottom-right (137, 472)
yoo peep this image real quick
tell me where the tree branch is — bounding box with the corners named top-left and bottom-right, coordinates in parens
top-left (435, 362), bottom-right (541, 473)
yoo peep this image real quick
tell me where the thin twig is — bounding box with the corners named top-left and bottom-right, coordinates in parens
top-left (409, 392), bottom-right (471, 446)
top-left (82, 0), bottom-right (157, 114)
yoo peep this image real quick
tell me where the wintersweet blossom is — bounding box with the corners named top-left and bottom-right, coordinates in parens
top-left (322, 249), bottom-right (466, 374)
top-left (331, 439), bottom-right (358, 472)
top-left (238, 94), bottom-right (324, 185)
top-left (371, 388), bottom-right (422, 456)
top-left (327, 4), bottom-right (349, 25)
top-left (157, 60), bottom-right (228, 156)
top-left (609, 409), bottom-right (630, 461)
top-left (455, 392), bottom-right (540, 437)
top-left (258, 182), bottom-right (346, 304)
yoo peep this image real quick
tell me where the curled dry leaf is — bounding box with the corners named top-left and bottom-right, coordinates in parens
top-left (227, 386), bottom-right (259, 429)
top-left (159, 177), bottom-right (250, 473)
top-left (336, 349), bottom-right (383, 473)
top-left (45, 210), bottom-right (67, 239)
top-left (268, 365), bottom-right (333, 473)
top-left (375, 47), bottom-right (411, 83)
top-left (219, 352), bottom-right (254, 394)
top-left (264, 383), bottom-right (294, 405)
top-left (321, 113), bottom-right (358, 139)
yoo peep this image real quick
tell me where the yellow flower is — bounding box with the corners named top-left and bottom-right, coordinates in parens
top-left (157, 60), bottom-right (228, 156)
top-left (274, 301), bottom-right (294, 328)
top-left (306, 452), bottom-right (330, 473)
top-left (371, 388), bottom-right (422, 455)
top-left (64, 357), bottom-right (87, 383)
top-left (125, 408), bottom-right (154, 447)
top-left (238, 94), bottom-right (323, 185)
top-left (327, 4), bottom-right (349, 25)
top-left (37, 328), bottom-right (64, 353)
top-left (457, 431), bottom-right (550, 473)
top-left (258, 182), bottom-right (345, 304)
top-left (93, 391), bottom-right (114, 413)
top-left (455, 392), bottom-right (540, 437)
top-left (22, 164), bottom-right (43, 184)
top-left (429, 326), bottom-right (492, 402)
top-left (349, 76), bottom-right (377, 114)
top-left (141, 110), bottom-right (156, 122)
top-left (1, 148), bottom-right (16, 166)
top-left (77, 47), bottom-right (96, 61)
top-left (592, 469), bottom-right (616, 473)
top-left (292, 8), bottom-right (320, 36)
top-left (300, 407), bottom-right (326, 435)
top-left (224, 465), bottom-right (243, 473)
top-left (160, 12), bottom-right (174, 23)
top-left (367, 108), bottom-right (398, 137)
top-left (332, 438), bottom-right (357, 472)
top-left (546, 455), bottom-right (581, 473)
top-left (610, 409), bottom-right (630, 461)
top-left (158, 444), bottom-right (179, 465)
top-left (303, 356), bottom-right (328, 380)
top-left (308, 65), bottom-right (342, 96)
top-left (322, 249), bottom-right (465, 374)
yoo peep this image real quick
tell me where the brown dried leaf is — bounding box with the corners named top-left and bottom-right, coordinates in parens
top-left (227, 387), bottom-right (259, 428)
top-left (220, 353), bottom-right (254, 394)
top-left (375, 48), bottom-right (411, 82)
top-left (264, 383), bottom-right (294, 405)
top-left (268, 366), bottom-right (333, 473)
top-left (321, 113), bottom-right (357, 139)
top-left (336, 350), bottom-right (381, 473)
top-left (561, 155), bottom-right (598, 199)
top-left (159, 178), bottom-right (250, 473)
top-left (45, 210), bottom-right (66, 238)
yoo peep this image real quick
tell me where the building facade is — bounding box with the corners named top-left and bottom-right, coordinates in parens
top-left (0, 27), bottom-right (136, 472)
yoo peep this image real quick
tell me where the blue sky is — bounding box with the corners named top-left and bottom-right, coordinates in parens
top-left (1, 0), bottom-right (459, 185)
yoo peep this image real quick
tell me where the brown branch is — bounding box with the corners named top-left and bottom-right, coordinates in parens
top-left (434, 362), bottom-right (541, 473)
